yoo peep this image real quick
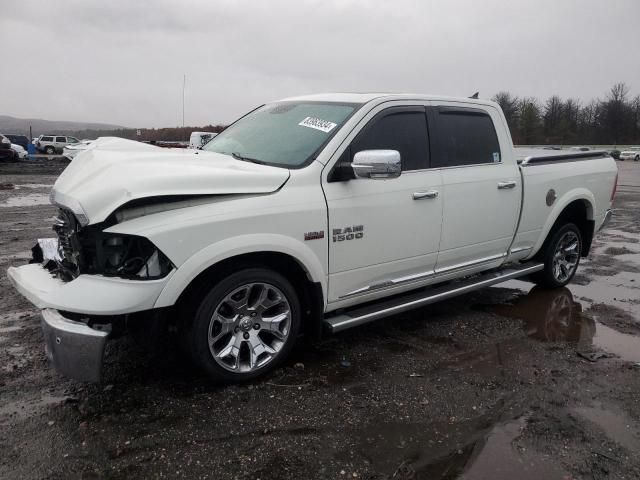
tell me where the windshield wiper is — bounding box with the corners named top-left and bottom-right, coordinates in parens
top-left (231, 152), bottom-right (265, 165)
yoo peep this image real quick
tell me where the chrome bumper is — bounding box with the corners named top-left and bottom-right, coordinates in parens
top-left (598, 209), bottom-right (613, 231)
top-left (41, 309), bottom-right (109, 382)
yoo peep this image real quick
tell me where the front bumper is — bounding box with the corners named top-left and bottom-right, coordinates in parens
top-left (41, 309), bottom-right (109, 382)
top-left (7, 263), bottom-right (171, 315)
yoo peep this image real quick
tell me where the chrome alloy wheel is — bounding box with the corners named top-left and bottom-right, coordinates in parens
top-left (208, 282), bottom-right (291, 373)
top-left (551, 231), bottom-right (580, 283)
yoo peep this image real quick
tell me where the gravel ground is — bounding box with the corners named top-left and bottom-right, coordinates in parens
top-left (1, 160), bottom-right (639, 480)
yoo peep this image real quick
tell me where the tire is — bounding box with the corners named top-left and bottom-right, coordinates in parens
top-left (45, 146), bottom-right (55, 155)
top-left (531, 223), bottom-right (582, 289)
top-left (635, 155), bottom-right (639, 162)
top-left (185, 267), bottom-right (301, 382)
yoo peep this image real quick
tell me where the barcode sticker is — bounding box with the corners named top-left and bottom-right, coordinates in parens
top-left (298, 116), bottom-right (337, 133)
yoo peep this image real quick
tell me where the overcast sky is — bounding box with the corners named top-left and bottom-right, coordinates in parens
top-left (2, 0), bottom-right (639, 128)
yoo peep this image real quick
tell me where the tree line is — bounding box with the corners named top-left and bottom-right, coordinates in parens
top-left (493, 83), bottom-right (640, 146)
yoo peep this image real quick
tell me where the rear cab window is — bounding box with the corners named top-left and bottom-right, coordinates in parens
top-left (42, 136), bottom-right (54, 142)
top-left (430, 106), bottom-right (501, 168)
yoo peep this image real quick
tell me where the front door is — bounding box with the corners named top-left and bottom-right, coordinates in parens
top-left (428, 103), bottom-right (521, 273)
top-left (322, 105), bottom-right (443, 306)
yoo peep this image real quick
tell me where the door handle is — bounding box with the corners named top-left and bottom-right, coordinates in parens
top-left (497, 181), bottom-right (517, 190)
top-left (413, 190), bottom-right (439, 200)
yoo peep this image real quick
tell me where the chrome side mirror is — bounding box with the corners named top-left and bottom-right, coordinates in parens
top-left (352, 150), bottom-right (401, 179)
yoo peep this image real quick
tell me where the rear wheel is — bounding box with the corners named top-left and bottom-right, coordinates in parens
top-left (186, 268), bottom-right (301, 382)
top-left (635, 155), bottom-right (639, 162)
top-left (531, 223), bottom-right (582, 288)
top-left (45, 146), bottom-right (55, 155)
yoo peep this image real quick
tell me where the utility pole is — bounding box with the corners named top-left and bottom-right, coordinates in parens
top-left (182, 74), bottom-right (186, 127)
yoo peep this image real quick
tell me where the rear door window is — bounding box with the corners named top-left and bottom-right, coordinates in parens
top-left (351, 107), bottom-right (429, 171)
top-left (42, 136), bottom-right (54, 142)
top-left (55, 136), bottom-right (66, 143)
top-left (431, 107), bottom-right (501, 168)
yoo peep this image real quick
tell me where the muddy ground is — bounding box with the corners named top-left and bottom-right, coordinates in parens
top-left (1, 160), bottom-right (639, 480)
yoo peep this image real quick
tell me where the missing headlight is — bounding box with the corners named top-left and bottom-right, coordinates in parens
top-left (95, 234), bottom-right (173, 280)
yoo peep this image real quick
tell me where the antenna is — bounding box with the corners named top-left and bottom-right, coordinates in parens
top-left (182, 74), bottom-right (186, 127)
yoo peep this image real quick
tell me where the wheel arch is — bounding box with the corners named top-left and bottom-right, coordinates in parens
top-left (531, 191), bottom-right (595, 259)
top-left (155, 236), bottom-right (327, 339)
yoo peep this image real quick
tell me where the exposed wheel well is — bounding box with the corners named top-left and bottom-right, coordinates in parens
top-left (175, 252), bottom-right (324, 340)
top-left (538, 199), bottom-right (595, 258)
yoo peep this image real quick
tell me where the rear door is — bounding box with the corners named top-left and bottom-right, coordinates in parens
top-left (429, 103), bottom-right (520, 273)
top-left (323, 104), bottom-right (443, 305)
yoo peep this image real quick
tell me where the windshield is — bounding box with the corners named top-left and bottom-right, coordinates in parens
top-left (203, 101), bottom-right (357, 168)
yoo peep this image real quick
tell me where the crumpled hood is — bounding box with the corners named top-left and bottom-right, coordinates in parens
top-left (51, 137), bottom-right (290, 225)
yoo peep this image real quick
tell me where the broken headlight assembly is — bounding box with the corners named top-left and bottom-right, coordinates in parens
top-left (91, 233), bottom-right (174, 279)
top-left (45, 207), bottom-right (174, 281)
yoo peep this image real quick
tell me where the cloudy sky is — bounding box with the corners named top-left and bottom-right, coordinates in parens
top-left (1, 0), bottom-right (639, 128)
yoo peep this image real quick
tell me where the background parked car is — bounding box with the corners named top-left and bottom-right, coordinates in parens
top-left (609, 149), bottom-right (621, 160)
top-left (35, 135), bottom-right (81, 154)
top-left (0, 134), bottom-right (18, 161)
top-left (3, 134), bottom-right (30, 150)
top-left (619, 147), bottom-right (640, 161)
top-left (10, 143), bottom-right (28, 159)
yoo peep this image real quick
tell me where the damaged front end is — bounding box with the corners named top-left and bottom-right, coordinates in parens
top-left (21, 206), bottom-right (176, 382)
top-left (36, 207), bottom-right (174, 282)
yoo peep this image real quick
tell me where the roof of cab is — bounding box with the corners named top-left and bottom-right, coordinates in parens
top-left (278, 92), bottom-right (497, 107)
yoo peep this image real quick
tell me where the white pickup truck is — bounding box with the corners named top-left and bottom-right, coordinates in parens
top-left (7, 93), bottom-right (618, 383)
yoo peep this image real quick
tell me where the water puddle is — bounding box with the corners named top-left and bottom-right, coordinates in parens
top-left (356, 415), bottom-right (567, 479)
top-left (502, 275), bottom-right (640, 320)
top-left (591, 323), bottom-right (640, 363)
top-left (489, 284), bottom-right (640, 363)
top-left (0, 193), bottom-right (50, 207)
top-left (0, 250), bottom-right (32, 263)
top-left (15, 183), bottom-right (54, 189)
top-left (573, 404), bottom-right (640, 452)
top-left (490, 285), bottom-right (595, 344)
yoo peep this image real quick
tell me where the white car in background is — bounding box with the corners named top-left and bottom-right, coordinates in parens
top-left (10, 143), bottom-right (28, 159)
top-left (619, 147), bottom-right (640, 161)
top-left (63, 139), bottom-right (95, 160)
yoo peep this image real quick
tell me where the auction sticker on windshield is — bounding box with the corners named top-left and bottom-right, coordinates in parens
top-left (298, 116), bottom-right (337, 133)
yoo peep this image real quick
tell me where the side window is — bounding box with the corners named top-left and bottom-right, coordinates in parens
top-left (56, 136), bottom-right (66, 143)
top-left (351, 108), bottom-right (429, 171)
top-left (67, 137), bottom-right (79, 143)
top-left (432, 108), bottom-right (501, 168)
top-left (42, 136), bottom-right (54, 142)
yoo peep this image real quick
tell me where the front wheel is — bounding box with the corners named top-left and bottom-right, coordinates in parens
top-left (186, 268), bottom-right (301, 382)
top-left (635, 155), bottom-right (639, 162)
top-left (531, 223), bottom-right (582, 289)
top-left (45, 146), bottom-right (55, 155)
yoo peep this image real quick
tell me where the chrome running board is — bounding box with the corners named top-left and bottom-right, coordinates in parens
top-left (324, 262), bottom-right (543, 333)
